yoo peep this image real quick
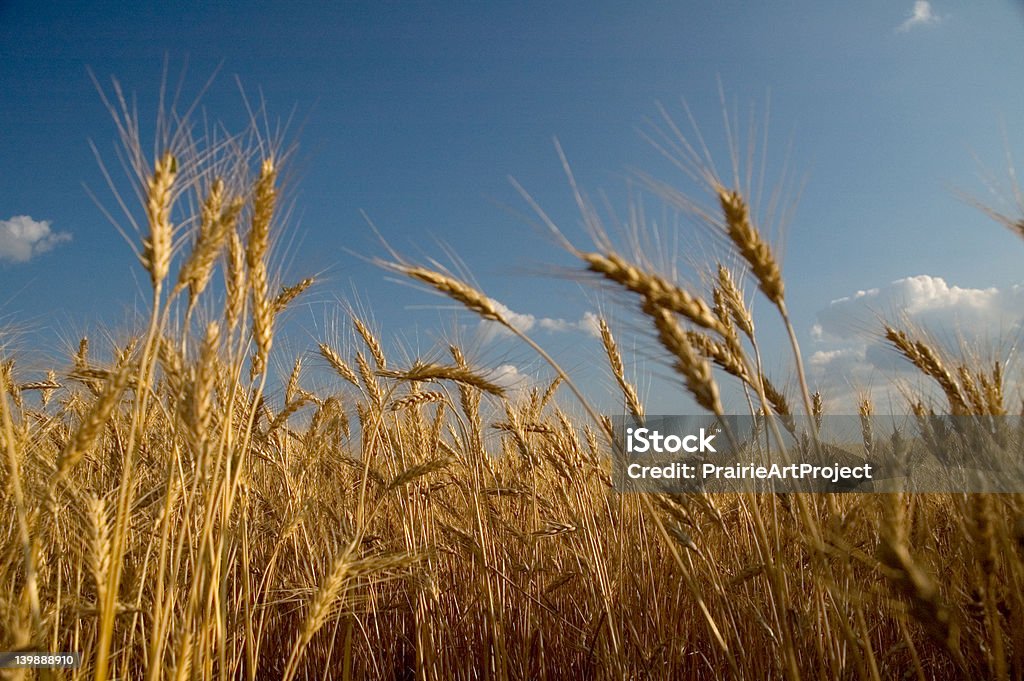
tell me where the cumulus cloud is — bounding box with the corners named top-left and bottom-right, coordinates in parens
top-left (578, 311), bottom-right (602, 338)
top-left (490, 364), bottom-right (533, 391)
top-left (0, 215), bottom-right (72, 263)
top-left (815, 275), bottom-right (1023, 342)
top-left (897, 1), bottom-right (941, 33)
top-left (491, 301), bottom-right (537, 334)
top-left (537, 317), bottom-right (575, 333)
top-left (537, 311), bottom-right (602, 337)
top-left (478, 301), bottom-right (601, 342)
top-left (810, 275), bottom-right (1024, 408)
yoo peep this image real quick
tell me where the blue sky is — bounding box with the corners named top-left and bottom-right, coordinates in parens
top-left (2, 2), bottom-right (1024, 412)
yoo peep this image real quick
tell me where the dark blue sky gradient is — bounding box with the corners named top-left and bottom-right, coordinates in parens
top-left (2, 2), bottom-right (1024, 408)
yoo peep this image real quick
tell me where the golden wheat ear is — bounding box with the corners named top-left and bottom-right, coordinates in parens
top-left (378, 362), bottom-right (507, 398)
top-left (716, 264), bottom-right (754, 339)
top-left (55, 364), bottom-right (132, 480)
top-left (582, 251), bottom-right (727, 337)
top-left (249, 257), bottom-right (274, 378)
top-left (318, 342), bottom-right (359, 386)
top-left (641, 299), bottom-right (722, 415)
top-left (716, 187), bottom-right (784, 307)
top-left (398, 265), bottom-right (507, 323)
top-left (597, 317), bottom-right (645, 423)
top-left (273, 276), bottom-right (315, 313)
top-left (224, 227), bottom-right (247, 331)
top-left (246, 157), bottom-right (277, 270)
top-left (141, 151), bottom-right (178, 290)
top-left (352, 316), bottom-right (387, 370)
top-left (176, 179), bottom-right (243, 310)
top-left (883, 325), bottom-right (969, 414)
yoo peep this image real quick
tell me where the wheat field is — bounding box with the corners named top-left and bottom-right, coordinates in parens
top-left (1, 90), bottom-right (1023, 681)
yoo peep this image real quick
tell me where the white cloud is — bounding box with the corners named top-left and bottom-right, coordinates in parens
top-left (538, 317), bottom-right (574, 332)
top-left (897, 1), bottom-right (941, 33)
top-left (810, 275), bottom-right (1024, 409)
top-left (810, 348), bottom-right (858, 368)
top-left (490, 364), bottom-right (533, 391)
top-left (0, 215), bottom-right (72, 263)
top-left (478, 302), bottom-right (602, 342)
top-left (814, 275), bottom-right (1022, 342)
top-left (578, 311), bottom-right (602, 338)
top-left (492, 301), bottom-right (537, 334)
top-left (538, 312), bottom-right (602, 337)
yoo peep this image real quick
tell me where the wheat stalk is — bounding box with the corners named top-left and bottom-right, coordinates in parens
top-left (187, 322), bottom-right (220, 447)
top-left (176, 180), bottom-right (240, 307)
top-left (884, 326), bottom-right (969, 414)
top-left (761, 376), bottom-right (796, 437)
top-left (319, 343), bottom-right (359, 386)
top-left (716, 188), bottom-right (783, 306)
top-left (583, 251), bottom-right (727, 337)
top-left (717, 264), bottom-right (755, 339)
top-left (282, 547), bottom-right (355, 681)
top-left (355, 351), bottom-right (384, 409)
top-left (686, 329), bottom-right (750, 384)
top-left (396, 266), bottom-right (506, 323)
top-left (56, 364), bottom-right (131, 479)
top-left (641, 299), bottom-right (722, 414)
top-left (141, 151), bottom-right (177, 289)
top-left (85, 494), bottom-right (111, 603)
top-left (273, 277), bottom-right (315, 313)
top-left (353, 317), bottom-right (387, 370)
top-left (246, 157), bottom-right (277, 270)
top-left (879, 535), bottom-right (964, 667)
top-left (597, 318), bottom-right (645, 423)
top-left (249, 260), bottom-right (274, 378)
top-left (387, 456), bottom-right (453, 489)
top-left (285, 356), bottom-right (303, 403)
top-left (389, 391), bottom-right (447, 411)
top-left (859, 397), bottom-right (874, 455)
top-left (378, 362), bottom-right (507, 398)
top-left (225, 228), bottom-right (246, 331)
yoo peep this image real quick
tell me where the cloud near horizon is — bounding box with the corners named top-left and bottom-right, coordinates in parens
top-left (810, 275), bottom-right (1024, 409)
top-left (0, 215), bottom-right (72, 263)
top-left (897, 1), bottom-right (941, 33)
